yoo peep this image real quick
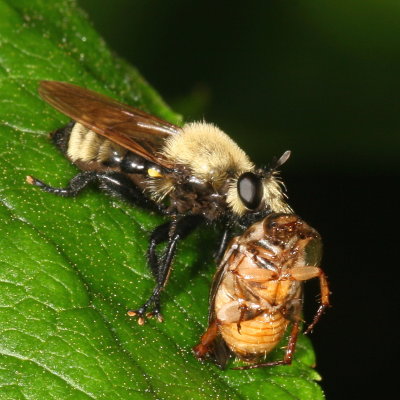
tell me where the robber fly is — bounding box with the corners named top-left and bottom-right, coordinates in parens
top-left (27, 81), bottom-right (292, 324)
top-left (193, 213), bottom-right (330, 369)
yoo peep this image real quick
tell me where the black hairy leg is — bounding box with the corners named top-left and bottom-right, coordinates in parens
top-left (26, 171), bottom-right (162, 212)
top-left (128, 214), bottom-right (205, 324)
top-left (26, 171), bottom-right (98, 197)
top-left (146, 222), bottom-right (171, 280)
top-left (27, 170), bottom-right (204, 323)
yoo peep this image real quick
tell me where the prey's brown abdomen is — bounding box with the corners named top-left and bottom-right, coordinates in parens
top-left (220, 310), bottom-right (289, 360)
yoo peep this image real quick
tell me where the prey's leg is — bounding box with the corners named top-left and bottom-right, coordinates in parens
top-left (193, 320), bottom-right (219, 359)
top-left (290, 266), bottom-right (331, 334)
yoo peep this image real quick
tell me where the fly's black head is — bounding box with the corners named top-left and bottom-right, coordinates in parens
top-left (237, 172), bottom-right (264, 211)
top-left (235, 150), bottom-right (291, 221)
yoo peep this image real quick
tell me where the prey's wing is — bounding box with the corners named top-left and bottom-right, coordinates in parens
top-left (39, 81), bottom-right (182, 168)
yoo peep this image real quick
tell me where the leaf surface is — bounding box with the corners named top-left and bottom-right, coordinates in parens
top-left (0, 1), bottom-right (325, 399)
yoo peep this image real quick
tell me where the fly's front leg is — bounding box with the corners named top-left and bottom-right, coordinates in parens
top-left (128, 215), bottom-right (205, 324)
top-left (147, 222), bottom-right (172, 281)
top-left (141, 221), bottom-right (173, 321)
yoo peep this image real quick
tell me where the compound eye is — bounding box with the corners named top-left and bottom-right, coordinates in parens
top-left (237, 172), bottom-right (264, 210)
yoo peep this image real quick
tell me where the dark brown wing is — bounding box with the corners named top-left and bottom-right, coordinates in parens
top-left (212, 336), bottom-right (231, 369)
top-left (208, 255), bottom-right (232, 323)
top-left (39, 81), bottom-right (182, 168)
top-left (206, 250), bottom-right (236, 368)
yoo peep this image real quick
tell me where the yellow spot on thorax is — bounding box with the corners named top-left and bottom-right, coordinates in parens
top-left (148, 168), bottom-right (163, 178)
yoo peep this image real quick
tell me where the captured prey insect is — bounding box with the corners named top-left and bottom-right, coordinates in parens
top-left (27, 81), bottom-right (292, 324)
top-left (193, 213), bottom-right (330, 369)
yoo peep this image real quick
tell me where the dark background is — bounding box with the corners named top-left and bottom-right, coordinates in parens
top-left (79, 1), bottom-right (399, 398)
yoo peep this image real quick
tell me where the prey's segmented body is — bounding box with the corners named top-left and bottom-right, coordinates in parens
top-left (28, 81), bottom-right (292, 323)
top-left (194, 213), bottom-right (330, 369)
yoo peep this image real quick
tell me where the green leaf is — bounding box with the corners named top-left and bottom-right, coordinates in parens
top-left (0, 1), bottom-right (325, 399)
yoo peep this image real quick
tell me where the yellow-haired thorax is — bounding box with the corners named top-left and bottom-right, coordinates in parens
top-left (152, 122), bottom-right (291, 216)
top-left (161, 122), bottom-right (254, 186)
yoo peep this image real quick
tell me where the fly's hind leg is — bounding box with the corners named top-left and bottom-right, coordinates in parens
top-left (27, 171), bottom-right (161, 211)
top-left (128, 214), bottom-right (204, 324)
top-left (26, 171), bottom-right (99, 196)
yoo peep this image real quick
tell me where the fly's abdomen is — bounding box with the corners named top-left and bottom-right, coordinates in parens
top-left (65, 122), bottom-right (125, 164)
top-left (53, 122), bottom-right (161, 178)
top-left (220, 310), bottom-right (289, 361)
